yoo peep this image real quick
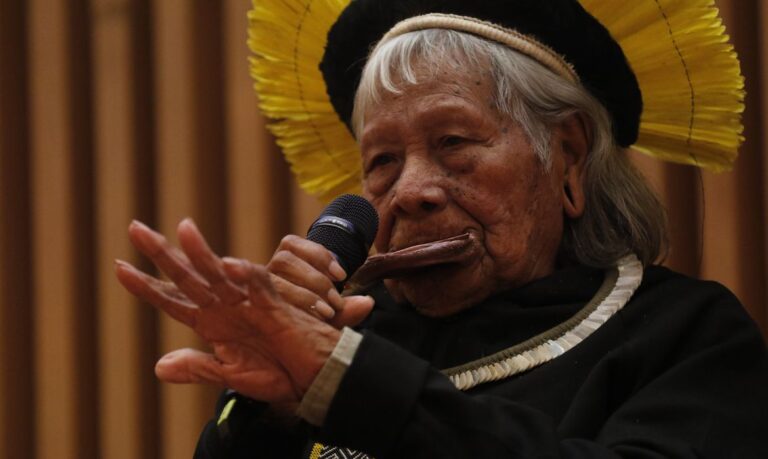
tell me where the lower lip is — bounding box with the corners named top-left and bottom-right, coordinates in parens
top-left (352, 232), bottom-right (481, 284)
top-left (399, 261), bottom-right (465, 279)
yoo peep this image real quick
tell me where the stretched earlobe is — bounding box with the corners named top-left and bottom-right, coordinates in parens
top-left (562, 179), bottom-right (584, 218)
top-left (564, 183), bottom-right (574, 206)
top-left (557, 114), bottom-right (589, 219)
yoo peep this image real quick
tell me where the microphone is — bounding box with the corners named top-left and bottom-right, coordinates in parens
top-left (306, 194), bottom-right (379, 291)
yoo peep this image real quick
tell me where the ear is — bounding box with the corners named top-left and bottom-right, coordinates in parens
top-left (556, 113), bottom-right (590, 219)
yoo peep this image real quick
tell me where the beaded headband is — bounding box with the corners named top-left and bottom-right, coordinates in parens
top-left (375, 13), bottom-right (580, 84)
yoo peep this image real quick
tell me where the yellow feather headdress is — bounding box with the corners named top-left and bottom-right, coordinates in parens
top-left (248, 0), bottom-right (744, 203)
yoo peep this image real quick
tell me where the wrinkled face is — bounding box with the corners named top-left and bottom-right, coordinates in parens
top-left (359, 69), bottom-right (574, 316)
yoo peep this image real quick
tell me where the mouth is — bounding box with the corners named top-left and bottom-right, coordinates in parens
top-left (351, 232), bottom-right (482, 285)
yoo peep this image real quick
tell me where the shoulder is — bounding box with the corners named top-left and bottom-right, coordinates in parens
top-left (638, 265), bottom-right (738, 303)
top-left (618, 264), bottom-right (765, 361)
top-left (631, 265), bottom-right (748, 322)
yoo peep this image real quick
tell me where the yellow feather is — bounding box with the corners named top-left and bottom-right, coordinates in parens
top-left (248, 0), bottom-right (359, 202)
top-left (580, 0), bottom-right (745, 171)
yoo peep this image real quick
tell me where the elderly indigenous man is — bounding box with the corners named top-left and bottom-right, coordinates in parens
top-left (116, 0), bottom-right (768, 457)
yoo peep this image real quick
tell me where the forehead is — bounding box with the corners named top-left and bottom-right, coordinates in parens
top-left (352, 37), bottom-right (500, 134)
top-left (360, 67), bottom-right (498, 133)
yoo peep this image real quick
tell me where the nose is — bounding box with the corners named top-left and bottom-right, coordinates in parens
top-left (391, 157), bottom-right (448, 217)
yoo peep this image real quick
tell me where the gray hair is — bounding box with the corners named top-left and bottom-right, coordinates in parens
top-left (352, 29), bottom-right (667, 268)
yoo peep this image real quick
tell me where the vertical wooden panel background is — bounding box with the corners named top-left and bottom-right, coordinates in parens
top-left (0, 0), bottom-right (34, 457)
top-left (700, 1), bottom-right (766, 329)
top-left (153, 1), bottom-right (223, 457)
top-left (0, 0), bottom-right (765, 457)
top-left (92, 1), bottom-right (158, 458)
top-left (28, 1), bottom-right (98, 458)
top-left (224, 1), bottom-right (293, 263)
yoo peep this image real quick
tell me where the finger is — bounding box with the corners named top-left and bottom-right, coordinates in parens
top-left (224, 258), bottom-right (335, 320)
top-left (130, 221), bottom-right (197, 269)
top-left (177, 219), bottom-right (247, 305)
top-left (115, 259), bottom-right (198, 327)
top-left (222, 256), bottom-right (250, 282)
top-left (128, 220), bottom-right (217, 307)
top-left (330, 295), bottom-right (375, 329)
top-left (268, 250), bottom-right (344, 311)
top-left (117, 263), bottom-right (191, 302)
top-left (275, 235), bottom-right (347, 282)
top-left (271, 275), bottom-right (336, 320)
top-left (155, 348), bottom-right (225, 385)
top-left (242, 262), bottom-right (281, 311)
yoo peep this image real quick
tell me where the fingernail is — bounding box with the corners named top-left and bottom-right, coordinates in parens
top-left (327, 288), bottom-right (344, 310)
top-left (328, 260), bottom-right (346, 282)
top-left (222, 257), bottom-right (247, 277)
top-left (114, 259), bottom-right (139, 276)
top-left (314, 300), bottom-right (335, 319)
top-left (129, 220), bottom-right (162, 245)
top-left (222, 256), bottom-right (240, 266)
top-left (130, 220), bottom-right (149, 231)
top-left (114, 259), bottom-right (129, 270)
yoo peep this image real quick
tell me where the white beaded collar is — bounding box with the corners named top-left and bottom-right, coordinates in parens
top-left (443, 254), bottom-right (643, 391)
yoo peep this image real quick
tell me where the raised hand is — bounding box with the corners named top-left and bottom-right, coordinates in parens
top-left (115, 219), bottom-right (342, 409)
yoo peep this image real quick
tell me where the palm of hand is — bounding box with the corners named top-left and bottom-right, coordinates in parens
top-left (193, 291), bottom-right (335, 404)
top-left (117, 219), bottom-right (341, 408)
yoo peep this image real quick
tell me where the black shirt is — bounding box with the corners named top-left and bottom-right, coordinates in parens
top-left (196, 265), bottom-right (768, 458)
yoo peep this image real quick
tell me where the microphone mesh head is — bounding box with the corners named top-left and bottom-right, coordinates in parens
top-left (306, 194), bottom-right (379, 279)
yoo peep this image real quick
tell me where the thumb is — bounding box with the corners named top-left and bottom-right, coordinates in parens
top-left (331, 295), bottom-right (375, 329)
top-left (155, 348), bottom-right (226, 386)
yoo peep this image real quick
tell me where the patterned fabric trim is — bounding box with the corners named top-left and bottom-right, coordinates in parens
top-left (309, 443), bottom-right (373, 459)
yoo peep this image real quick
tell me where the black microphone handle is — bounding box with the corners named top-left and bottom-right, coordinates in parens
top-left (305, 194), bottom-right (379, 291)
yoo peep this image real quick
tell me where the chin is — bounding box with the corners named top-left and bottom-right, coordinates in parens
top-left (411, 298), bottom-right (476, 317)
top-left (385, 267), bottom-right (493, 317)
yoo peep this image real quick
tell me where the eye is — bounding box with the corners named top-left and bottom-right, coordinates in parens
top-left (366, 153), bottom-right (395, 172)
top-left (439, 135), bottom-right (466, 148)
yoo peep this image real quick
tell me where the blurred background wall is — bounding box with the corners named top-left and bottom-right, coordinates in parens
top-left (0, 0), bottom-right (766, 458)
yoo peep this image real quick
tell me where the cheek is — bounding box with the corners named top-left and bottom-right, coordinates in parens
top-left (362, 189), bottom-right (392, 253)
top-left (456, 160), bottom-right (543, 227)
top-left (465, 164), bottom-right (563, 259)
top-left (363, 166), bottom-right (399, 197)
